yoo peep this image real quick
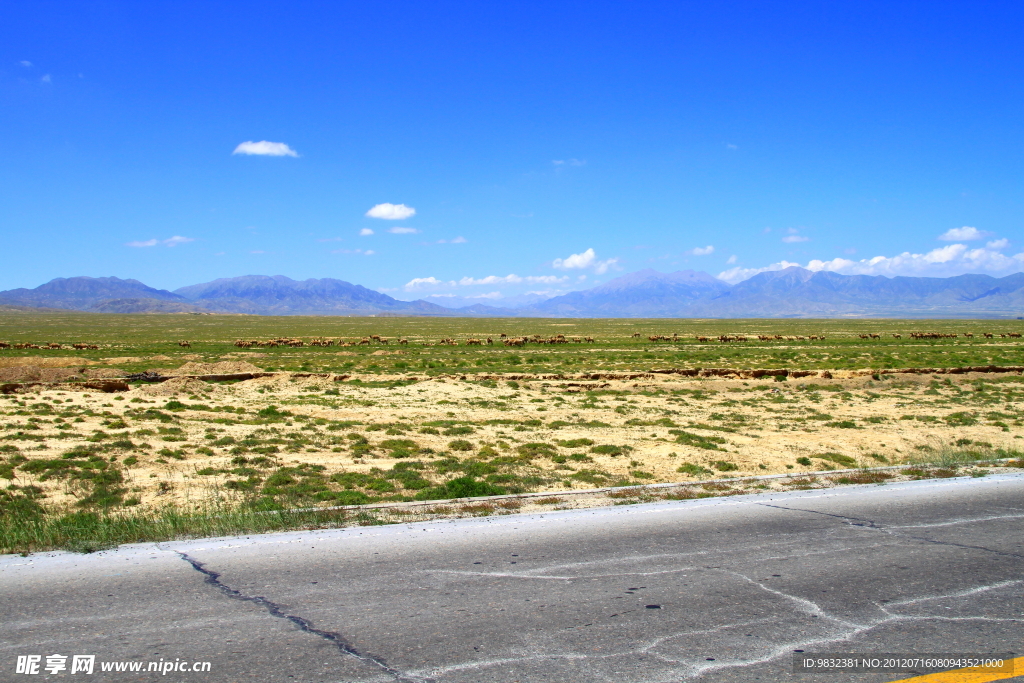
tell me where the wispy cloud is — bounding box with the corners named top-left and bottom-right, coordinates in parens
top-left (552, 159), bottom-right (586, 167)
top-left (939, 226), bottom-right (988, 241)
top-left (359, 228), bottom-right (374, 236)
top-left (726, 143), bottom-right (738, 150)
top-left (232, 141), bottom-right (299, 157)
top-left (366, 203), bottom-right (415, 220)
top-left (987, 238), bottom-right (1009, 249)
top-left (436, 236), bottom-right (467, 244)
top-left (126, 236), bottom-right (195, 248)
top-left (40, 74), bottom-right (51, 83)
top-left (458, 275), bottom-right (566, 286)
top-left (689, 245), bottom-right (714, 256)
top-left (552, 248), bottom-right (619, 274)
top-left (726, 255), bottom-right (737, 264)
top-left (332, 248), bottom-right (375, 255)
top-left (781, 228), bottom-right (809, 243)
top-left (388, 226), bottom-right (419, 234)
top-left (404, 273), bottom-right (567, 292)
top-left (19, 60), bottom-right (32, 67)
top-left (718, 243), bottom-right (1024, 283)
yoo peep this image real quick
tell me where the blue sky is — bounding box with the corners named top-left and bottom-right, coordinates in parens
top-left (2, 1), bottom-right (1022, 304)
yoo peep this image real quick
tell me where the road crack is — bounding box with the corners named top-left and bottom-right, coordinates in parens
top-left (757, 503), bottom-right (1024, 558)
top-left (174, 551), bottom-right (429, 683)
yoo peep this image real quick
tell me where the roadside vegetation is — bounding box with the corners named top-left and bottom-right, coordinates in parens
top-left (1, 311), bottom-right (1022, 554)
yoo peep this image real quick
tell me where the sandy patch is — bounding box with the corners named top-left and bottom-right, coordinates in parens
top-left (0, 366), bottom-right (86, 382)
top-left (0, 356), bottom-right (99, 368)
top-left (162, 360), bottom-right (264, 376)
top-left (136, 376), bottom-right (218, 396)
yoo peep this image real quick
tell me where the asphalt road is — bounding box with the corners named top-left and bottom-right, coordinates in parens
top-left (3, 474), bottom-right (1023, 683)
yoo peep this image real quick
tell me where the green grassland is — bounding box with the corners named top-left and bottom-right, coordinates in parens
top-left (1, 312), bottom-right (1023, 373)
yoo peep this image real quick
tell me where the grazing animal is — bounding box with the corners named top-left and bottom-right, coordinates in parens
top-left (398, 338), bottom-right (409, 345)
top-left (178, 340), bottom-right (191, 349)
top-left (466, 338), bottom-right (482, 345)
top-left (892, 334), bottom-right (901, 339)
top-left (631, 332), bottom-right (641, 338)
top-left (486, 337), bottom-right (493, 345)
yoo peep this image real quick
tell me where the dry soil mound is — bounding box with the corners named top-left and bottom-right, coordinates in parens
top-left (136, 377), bottom-right (215, 396)
top-left (164, 361), bottom-right (264, 376)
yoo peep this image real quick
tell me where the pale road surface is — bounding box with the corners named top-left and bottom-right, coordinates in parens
top-left (2, 474), bottom-right (1022, 683)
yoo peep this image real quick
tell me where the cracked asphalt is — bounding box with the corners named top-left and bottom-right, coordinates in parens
top-left (3, 474), bottom-right (1023, 683)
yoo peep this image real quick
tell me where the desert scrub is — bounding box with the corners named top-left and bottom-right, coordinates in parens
top-left (677, 462), bottom-right (713, 476)
top-left (589, 444), bottom-right (630, 457)
top-left (670, 430), bottom-right (726, 450)
top-left (813, 452), bottom-right (857, 467)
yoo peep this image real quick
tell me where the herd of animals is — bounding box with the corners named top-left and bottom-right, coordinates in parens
top-left (0, 331), bottom-right (1020, 351)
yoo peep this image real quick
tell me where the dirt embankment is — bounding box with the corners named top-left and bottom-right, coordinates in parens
top-left (156, 360), bottom-right (265, 376)
top-left (0, 366), bottom-right (125, 382)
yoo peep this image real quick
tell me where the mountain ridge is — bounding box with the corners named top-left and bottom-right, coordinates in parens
top-left (2, 268), bottom-right (1023, 318)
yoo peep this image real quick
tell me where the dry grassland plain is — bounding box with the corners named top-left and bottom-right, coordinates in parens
top-left (1, 312), bottom-right (1022, 552)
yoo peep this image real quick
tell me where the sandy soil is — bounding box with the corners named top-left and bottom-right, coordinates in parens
top-left (3, 357), bottom-right (1021, 512)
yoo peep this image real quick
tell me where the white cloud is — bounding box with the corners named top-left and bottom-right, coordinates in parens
top-left (366, 203), bottom-right (415, 220)
top-left (987, 238), bottom-right (1009, 249)
top-left (404, 276), bottom-right (455, 291)
top-left (553, 248), bottom-right (596, 269)
top-left (232, 141), bottom-right (299, 157)
top-left (19, 60), bottom-right (32, 67)
top-left (467, 292), bottom-right (503, 299)
top-left (690, 245), bottom-right (715, 256)
top-left (939, 226), bottom-right (988, 241)
top-left (726, 143), bottom-right (738, 150)
top-left (332, 248), bottom-right (374, 255)
top-left (552, 159), bottom-right (586, 167)
top-left (457, 274), bottom-right (567, 286)
top-left (451, 236), bottom-right (467, 243)
top-left (726, 255), bottom-right (737, 264)
top-left (426, 293), bottom-right (457, 298)
top-left (388, 227), bottom-right (419, 234)
top-left (718, 244), bottom-right (1024, 284)
top-left (552, 248), bottom-right (619, 273)
top-left (41, 74), bottom-right (51, 83)
top-left (782, 235), bottom-right (809, 243)
top-left (126, 236), bottom-right (194, 248)
top-left (250, 250), bottom-right (266, 254)
top-left (359, 228), bottom-right (374, 236)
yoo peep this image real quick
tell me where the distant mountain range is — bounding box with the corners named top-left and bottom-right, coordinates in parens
top-left (2, 268), bottom-right (1023, 318)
